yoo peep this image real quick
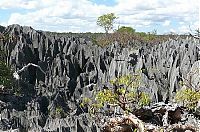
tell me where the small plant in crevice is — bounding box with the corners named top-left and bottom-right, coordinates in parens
top-left (49, 106), bottom-right (66, 119)
top-left (57, 106), bottom-right (65, 117)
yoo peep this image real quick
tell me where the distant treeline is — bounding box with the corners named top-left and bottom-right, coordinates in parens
top-left (45, 31), bottom-right (189, 47)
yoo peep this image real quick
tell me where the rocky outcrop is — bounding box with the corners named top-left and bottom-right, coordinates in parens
top-left (0, 25), bottom-right (5, 33)
top-left (136, 38), bottom-right (200, 102)
top-left (0, 24), bottom-right (199, 131)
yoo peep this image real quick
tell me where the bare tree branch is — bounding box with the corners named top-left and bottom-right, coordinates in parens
top-left (13, 63), bottom-right (45, 80)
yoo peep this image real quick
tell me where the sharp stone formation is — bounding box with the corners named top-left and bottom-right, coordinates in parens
top-left (0, 24), bottom-right (199, 131)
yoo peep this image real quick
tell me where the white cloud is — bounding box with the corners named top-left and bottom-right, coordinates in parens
top-left (178, 21), bottom-right (199, 34)
top-left (169, 28), bottom-right (176, 33)
top-left (163, 20), bottom-right (170, 26)
top-left (0, 22), bottom-right (7, 26)
top-left (5, 0), bottom-right (112, 32)
top-left (0, 0), bottom-right (39, 9)
top-left (1, 0), bottom-right (199, 33)
top-left (178, 25), bottom-right (190, 34)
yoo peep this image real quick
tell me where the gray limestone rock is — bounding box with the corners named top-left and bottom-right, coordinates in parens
top-left (0, 24), bottom-right (199, 131)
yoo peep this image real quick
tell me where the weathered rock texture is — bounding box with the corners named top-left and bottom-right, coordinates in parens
top-left (0, 24), bottom-right (199, 131)
top-left (136, 38), bottom-right (200, 102)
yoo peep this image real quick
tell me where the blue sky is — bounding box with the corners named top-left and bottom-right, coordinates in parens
top-left (89, 0), bottom-right (117, 6)
top-left (0, 0), bottom-right (199, 34)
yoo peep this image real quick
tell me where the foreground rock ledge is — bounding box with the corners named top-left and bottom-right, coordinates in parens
top-left (104, 114), bottom-right (198, 132)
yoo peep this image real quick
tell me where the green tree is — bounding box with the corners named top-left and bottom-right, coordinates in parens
top-left (97, 13), bottom-right (118, 33)
top-left (117, 26), bottom-right (135, 34)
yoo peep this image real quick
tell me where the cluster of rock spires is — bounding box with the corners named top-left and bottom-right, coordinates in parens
top-left (0, 24), bottom-right (199, 131)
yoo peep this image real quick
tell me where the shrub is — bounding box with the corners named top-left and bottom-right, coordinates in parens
top-left (116, 26), bottom-right (135, 34)
top-left (176, 88), bottom-right (200, 110)
top-left (81, 74), bottom-right (151, 114)
top-left (55, 106), bottom-right (66, 118)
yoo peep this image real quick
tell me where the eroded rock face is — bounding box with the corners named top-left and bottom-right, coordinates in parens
top-left (137, 38), bottom-right (200, 102)
top-left (0, 24), bottom-right (199, 131)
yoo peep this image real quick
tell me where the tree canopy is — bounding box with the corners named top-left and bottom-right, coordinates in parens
top-left (116, 26), bottom-right (135, 34)
top-left (97, 13), bottom-right (118, 33)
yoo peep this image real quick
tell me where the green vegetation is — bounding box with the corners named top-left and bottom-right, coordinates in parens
top-left (175, 70), bottom-right (200, 111)
top-left (135, 30), bottom-right (157, 41)
top-left (116, 26), bottom-right (135, 34)
top-left (176, 88), bottom-right (200, 110)
top-left (95, 13), bottom-right (168, 47)
top-left (50, 106), bottom-right (66, 118)
top-left (81, 74), bottom-right (151, 115)
top-left (94, 30), bottom-right (163, 47)
top-left (97, 13), bottom-right (118, 33)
